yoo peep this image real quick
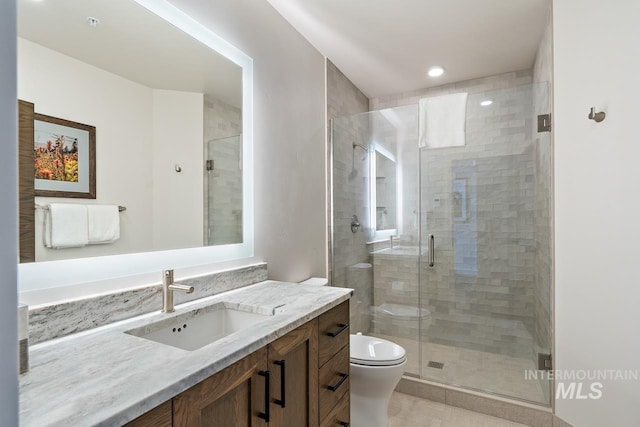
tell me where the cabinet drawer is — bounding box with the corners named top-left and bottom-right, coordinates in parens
top-left (318, 301), bottom-right (350, 366)
top-left (320, 391), bottom-right (349, 427)
top-left (319, 346), bottom-right (350, 422)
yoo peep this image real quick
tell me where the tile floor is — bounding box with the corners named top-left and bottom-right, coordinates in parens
top-left (374, 334), bottom-right (549, 405)
top-left (388, 391), bottom-right (528, 427)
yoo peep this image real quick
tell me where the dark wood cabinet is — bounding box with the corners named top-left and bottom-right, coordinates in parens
top-left (173, 347), bottom-right (268, 427)
top-left (320, 393), bottom-right (349, 427)
top-left (268, 320), bottom-right (319, 426)
top-left (317, 301), bottom-right (351, 427)
top-left (125, 301), bottom-right (350, 427)
top-left (125, 400), bottom-right (172, 427)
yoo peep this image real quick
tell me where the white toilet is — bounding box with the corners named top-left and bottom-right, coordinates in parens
top-left (299, 278), bottom-right (407, 426)
top-left (350, 333), bottom-right (406, 427)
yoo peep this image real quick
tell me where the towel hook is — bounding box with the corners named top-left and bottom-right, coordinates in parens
top-left (175, 164), bottom-right (182, 173)
top-left (588, 107), bottom-right (606, 123)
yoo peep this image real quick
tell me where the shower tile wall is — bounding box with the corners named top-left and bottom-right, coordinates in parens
top-left (367, 105), bottom-right (422, 347)
top-left (369, 71), bottom-right (541, 359)
top-left (420, 85), bottom-right (537, 359)
top-left (204, 96), bottom-right (243, 245)
top-left (327, 60), bottom-right (372, 334)
top-left (371, 250), bottom-right (421, 340)
top-left (347, 263), bottom-right (373, 334)
top-left (371, 70), bottom-right (533, 249)
top-left (204, 95), bottom-right (242, 140)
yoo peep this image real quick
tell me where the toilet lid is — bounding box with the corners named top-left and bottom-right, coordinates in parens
top-left (350, 334), bottom-right (407, 366)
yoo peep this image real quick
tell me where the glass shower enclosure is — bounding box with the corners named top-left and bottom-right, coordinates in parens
top-left (331, 82), bottom-right (552, 406)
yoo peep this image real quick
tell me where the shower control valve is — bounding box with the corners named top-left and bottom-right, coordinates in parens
top-left (350, 215), bottom-right (361, 233)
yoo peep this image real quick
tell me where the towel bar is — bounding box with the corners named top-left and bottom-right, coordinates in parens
top-left (35, 204), bottom-right (126, 212)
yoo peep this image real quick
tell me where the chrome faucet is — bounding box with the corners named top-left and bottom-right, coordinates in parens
top-left (162, 269), bottom-right (194, 313)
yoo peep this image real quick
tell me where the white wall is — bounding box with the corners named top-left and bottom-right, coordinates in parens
top-left (19, 39), bottom-right (207, 261)
top-left (0, 0), bottom-right (18, 424)
top-left (152, 90), bottom-right (204, 251)
top-left (554, 1), bottom-right (640, 426)
top-left (18, 38), bottom-right (156, 260)
top-left (168, 0), bottom-right (327, 282)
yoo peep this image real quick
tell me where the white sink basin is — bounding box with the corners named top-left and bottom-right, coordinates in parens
top-left (125, 302), bottom-right (272, 351)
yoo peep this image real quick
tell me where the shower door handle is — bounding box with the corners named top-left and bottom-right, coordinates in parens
top-left (428, 234), bottom-right (435, 267)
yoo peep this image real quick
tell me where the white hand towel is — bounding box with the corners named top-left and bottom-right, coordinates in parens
top-left (419, 93), bottom-right (468, 148)
top-left (43, 204), bottom-right (89, 249)
top-left (87, 205), bottom-right (120, 244)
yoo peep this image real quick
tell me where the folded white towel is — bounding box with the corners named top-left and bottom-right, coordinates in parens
top-left (419, 93), bottom-right (468, 148)
top-left (87, 205), bottom-right (120, 244)
top-left (44, 204), bottom-right (89, 249)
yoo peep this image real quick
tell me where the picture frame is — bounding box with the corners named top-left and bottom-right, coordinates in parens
top-left (33, 112), bottom-right (96, 199)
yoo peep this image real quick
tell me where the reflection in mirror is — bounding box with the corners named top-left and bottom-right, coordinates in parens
top-left (18, 0), bottom-right (253, 298)
top-left (17, 0), bottom-right (244, 263)
top-left (375, 151), bottom-right (397, 231)
top-left (205, 132), bottom-right (242, 245)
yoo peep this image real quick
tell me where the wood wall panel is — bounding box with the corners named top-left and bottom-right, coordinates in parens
top-left (18, 100), bottom-right (35, 263)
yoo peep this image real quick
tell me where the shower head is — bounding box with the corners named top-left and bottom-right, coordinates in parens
top-left (353, 142), bottom-right (368, 152)
top-left (353, 142), bottom-right (368, 161)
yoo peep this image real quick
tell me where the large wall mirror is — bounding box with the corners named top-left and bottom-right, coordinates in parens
top-left (17, 0), bottom-right (254, 293)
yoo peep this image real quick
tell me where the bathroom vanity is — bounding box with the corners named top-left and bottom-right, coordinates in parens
top-left (19, 281), bottom-right (352, 426)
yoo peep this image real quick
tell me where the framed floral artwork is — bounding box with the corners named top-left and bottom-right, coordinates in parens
top-left (33, 113), bottom-right (96, 199)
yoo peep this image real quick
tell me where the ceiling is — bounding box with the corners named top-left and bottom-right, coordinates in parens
top-left (266, 0), bottom-right (549, 98)
top-left (18, 0), bottom-right (242, 108)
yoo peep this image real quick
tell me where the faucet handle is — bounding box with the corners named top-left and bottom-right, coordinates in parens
top-left (163, 269), bottom-right (174, 284)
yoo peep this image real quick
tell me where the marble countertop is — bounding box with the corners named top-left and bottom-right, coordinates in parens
top-left (20, 281), bottom-right (352, 426)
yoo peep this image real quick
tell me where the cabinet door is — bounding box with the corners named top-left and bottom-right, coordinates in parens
top-left (173, 347), bottom-right (269, 427)
top-left (125, 400), bottom-right (172, 427)
top-left (268, 320), bottom-right (319, 427)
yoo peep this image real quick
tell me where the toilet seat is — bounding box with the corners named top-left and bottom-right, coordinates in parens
top-left (350, 334), bottom-right (407, 366)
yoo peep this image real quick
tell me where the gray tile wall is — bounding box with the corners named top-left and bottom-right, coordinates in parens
top-left (327, 60), bottom-right (372, 333)
top-left (347, 262), bottom-right (373, 334)
top-left (366, 72), bottom-right (541, 359)
top-left (419, 84), bottom-right (537, 359)
top-left (203, 96), bottom-right (243, 245)
top-left (333, 64), bottom-right (552, 366)
top-left (421, 83), bottom-right (538, 359)
top-left (204, 95), bottom-right (242, 140)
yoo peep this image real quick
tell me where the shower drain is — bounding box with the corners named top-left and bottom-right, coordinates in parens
top-left (427, 361), bottom-right (444, 369)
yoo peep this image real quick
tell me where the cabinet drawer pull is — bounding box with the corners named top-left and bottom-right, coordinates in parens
top-left (339, 422), bottom-right (350, 427)
top-left (258, 370), bottom-right (270, 422)
top-left (274, 359), bottom-right (286, 408)
top-left (327, 373), bottom-right (349, 392)
top-left (327, 323), bottom-right (348, 337)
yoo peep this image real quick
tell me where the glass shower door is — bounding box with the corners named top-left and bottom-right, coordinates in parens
top-left (418, 83), bottom-right (552, 405)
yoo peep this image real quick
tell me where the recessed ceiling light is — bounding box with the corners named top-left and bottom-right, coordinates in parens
top-left (87, 17), bottom-right (100, 28)
top-left (427, 66), bottom-right (444, 77)
top-left (480, 100), bottom-right (493, 107)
